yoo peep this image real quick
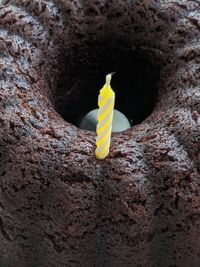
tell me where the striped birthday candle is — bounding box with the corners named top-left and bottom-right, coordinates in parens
top-left (95, 73), bottom-right (115, 159)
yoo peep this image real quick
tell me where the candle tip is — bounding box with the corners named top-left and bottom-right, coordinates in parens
top-left (111, 71), bottom-right (116, 76)
top-left (106, 72), bottom-right (116, 86)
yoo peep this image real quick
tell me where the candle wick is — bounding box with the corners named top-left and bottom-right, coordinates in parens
top-left (106, 72), bottom-right (116, 86)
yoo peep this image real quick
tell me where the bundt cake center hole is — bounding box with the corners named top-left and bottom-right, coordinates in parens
top-left (54, 40), bottom-right (160, 129)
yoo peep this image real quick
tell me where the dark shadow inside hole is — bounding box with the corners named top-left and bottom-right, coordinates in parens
top-left (54, 39), bottom-right (161, 128)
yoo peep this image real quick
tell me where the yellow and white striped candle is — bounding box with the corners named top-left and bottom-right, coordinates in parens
top-left (95, 73), bottom-right (115, 159)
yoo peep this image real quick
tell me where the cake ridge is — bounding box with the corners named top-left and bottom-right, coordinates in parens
top-left (0, 4), bottom-right (52, 50)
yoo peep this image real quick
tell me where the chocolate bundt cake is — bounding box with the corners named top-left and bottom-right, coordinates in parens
top-left (0, 0), bottom-right (200, 266)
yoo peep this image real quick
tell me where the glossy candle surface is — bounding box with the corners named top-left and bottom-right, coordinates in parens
top-left (95, 74), bottom-right (115, 159)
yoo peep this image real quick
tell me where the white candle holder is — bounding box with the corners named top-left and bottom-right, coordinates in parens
top-left (79, 109), bottom-right (131, 132)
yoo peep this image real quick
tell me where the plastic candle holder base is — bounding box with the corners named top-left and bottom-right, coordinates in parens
top-left (79, 109), bottom-right (131, 132)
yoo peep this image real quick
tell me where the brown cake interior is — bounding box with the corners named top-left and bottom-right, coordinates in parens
top-left (54, 38), bottom-right (161, 127)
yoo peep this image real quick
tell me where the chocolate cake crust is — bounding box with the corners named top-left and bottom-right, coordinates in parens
top-left (0, 0), bottom-right (200, 267)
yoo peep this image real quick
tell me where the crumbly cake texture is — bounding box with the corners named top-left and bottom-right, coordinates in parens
top-left (0, 0), bottom-right (200, 267)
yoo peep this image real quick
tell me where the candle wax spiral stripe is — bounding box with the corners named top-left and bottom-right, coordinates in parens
top-left (95, 74), bottom-right (115, 159)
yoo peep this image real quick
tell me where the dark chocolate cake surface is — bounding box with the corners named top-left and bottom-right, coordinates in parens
top-left (0, 0), bottom-right (200, 267)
